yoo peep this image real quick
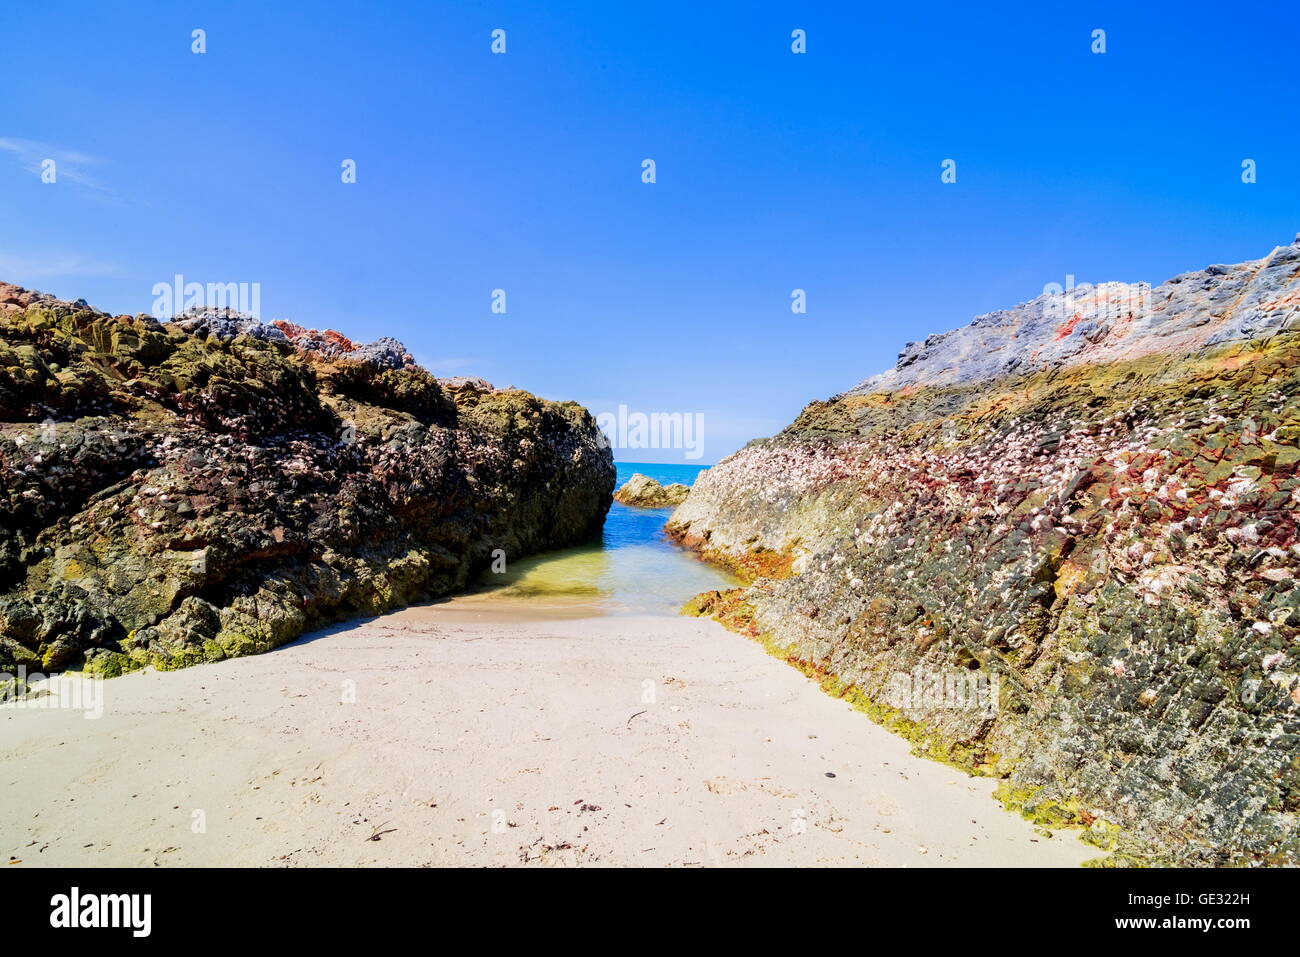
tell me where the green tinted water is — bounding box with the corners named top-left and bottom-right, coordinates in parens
top-left (462, 463), bottom-right (738, 615)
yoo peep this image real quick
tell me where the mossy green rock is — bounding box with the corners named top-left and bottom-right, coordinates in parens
top-left (0, 286), bottom-right (614, 673)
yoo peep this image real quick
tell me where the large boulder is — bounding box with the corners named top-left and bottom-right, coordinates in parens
top-left (0, 287), bottom-right (614, 673)
top-left (669, 239), bottom-right (1300, 866)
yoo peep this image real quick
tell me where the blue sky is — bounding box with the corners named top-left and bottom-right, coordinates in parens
top-left (2, 1), bottom-right (1296, 463)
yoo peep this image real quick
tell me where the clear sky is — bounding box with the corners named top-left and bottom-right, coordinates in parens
top-left (2, 1), bottom-right (1297, 463)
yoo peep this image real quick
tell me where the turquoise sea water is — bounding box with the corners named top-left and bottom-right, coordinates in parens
top-left (463, 462), bottom-right (738, 614)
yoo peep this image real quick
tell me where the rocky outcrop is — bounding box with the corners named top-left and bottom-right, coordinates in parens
top-left (848, 237), bottom-right (1300, 396)
top-left (0, 288), bottom-right (614, 674)
top-left (614, 473), bottom-right (690, 508)
top-left (668, 239), bottom-right (1300, 866)
top-left (436, 376), bottom-right (498, 405)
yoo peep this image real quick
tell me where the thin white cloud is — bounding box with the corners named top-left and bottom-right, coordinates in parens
top-left (0, 137), bottom-right (114, 196)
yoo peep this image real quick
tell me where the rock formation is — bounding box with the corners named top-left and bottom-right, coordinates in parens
top-left (0, 286), bottom-right (614, 674)
top-left (614, 473), bottom-right (691, 508)
top-left (668, 239), bottom-right (1300, 865)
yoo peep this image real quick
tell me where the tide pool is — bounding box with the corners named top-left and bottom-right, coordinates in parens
top-left (457, 462), bottom-right (738, 615)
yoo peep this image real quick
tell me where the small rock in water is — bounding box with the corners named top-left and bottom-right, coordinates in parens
top-left (614, 473), bottom-right (691, 508)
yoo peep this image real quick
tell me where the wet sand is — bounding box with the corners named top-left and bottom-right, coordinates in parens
top-left (0, 599), bottom-right (1096, 867)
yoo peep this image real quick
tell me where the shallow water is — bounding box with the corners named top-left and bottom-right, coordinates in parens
top-left (454, 462), bottom-right (738, 615)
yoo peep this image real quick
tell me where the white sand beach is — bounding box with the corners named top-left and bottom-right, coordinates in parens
top-left (0, 599), bottom-right (1096, 867)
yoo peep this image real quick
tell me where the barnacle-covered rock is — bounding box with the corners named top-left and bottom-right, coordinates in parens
top-left (669, 238), bottom-right (1300, 866)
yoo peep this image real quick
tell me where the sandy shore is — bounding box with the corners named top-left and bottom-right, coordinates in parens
top-left (1, 599), bottom-right (1096, 867)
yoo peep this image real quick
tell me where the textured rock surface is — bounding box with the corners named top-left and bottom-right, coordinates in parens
top-left (669, 240), bottom-right (1300, 866)
top-left (849, 240), bottom-right (1300, 395)
top-left (614, 473), bottom-right (691, 508)
top-left (0, 287), bottom-right (613, 674)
